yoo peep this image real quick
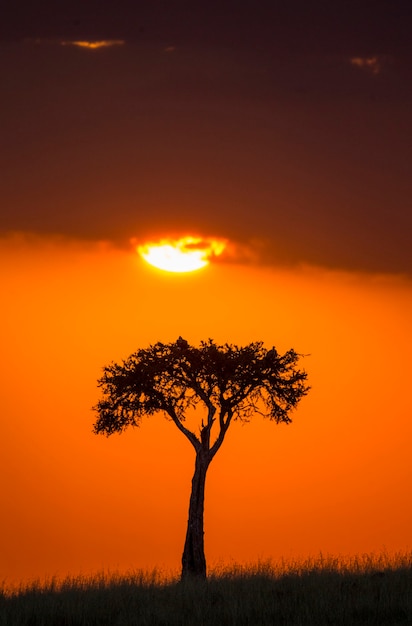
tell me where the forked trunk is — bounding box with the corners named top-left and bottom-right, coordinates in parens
top-left (181, 451), bottom-right (210, 580)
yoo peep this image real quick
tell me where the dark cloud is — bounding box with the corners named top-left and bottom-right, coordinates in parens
top-left (2, 1), bottom-right (412, 56)
top-left (1, 3), bottom-right (411, 274)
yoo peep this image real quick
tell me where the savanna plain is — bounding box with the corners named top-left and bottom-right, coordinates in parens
top-left (1, 553), bottom-right (412, 626)
top-left (2, 243), bottom-right (412, 625)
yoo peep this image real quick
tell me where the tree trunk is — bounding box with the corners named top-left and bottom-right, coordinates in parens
top-left (181, 451), bottom-right (210, 580)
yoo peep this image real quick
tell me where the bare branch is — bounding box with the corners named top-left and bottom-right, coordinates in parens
top-left (166, 406), bottom-right (201, 452)
top-left (209, 406), bottom-right (233, 459)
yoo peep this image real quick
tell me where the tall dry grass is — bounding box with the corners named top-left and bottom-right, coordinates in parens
top-left (1, 552), bottom-right (411, 625)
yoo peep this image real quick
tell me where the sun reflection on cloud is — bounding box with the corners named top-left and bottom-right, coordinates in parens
top-left (60, 40), bottom-right (125, 49)
top-left (137, 236), bottom-right (226, 273)
top-left (350, 56), bottom-right (381, 74)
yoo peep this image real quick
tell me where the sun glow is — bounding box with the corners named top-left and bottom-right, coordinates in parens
top-left (138, 236), bottom-right (226, 273)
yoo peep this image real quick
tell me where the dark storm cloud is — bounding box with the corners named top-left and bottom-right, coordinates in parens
top-left (1, 1), bottom-right (411, 274)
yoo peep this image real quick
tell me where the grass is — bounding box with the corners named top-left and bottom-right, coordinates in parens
top-left (1, 553), bottom-right (412, 625)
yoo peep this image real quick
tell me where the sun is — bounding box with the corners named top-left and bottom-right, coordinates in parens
top-left (138, 236), bottom-right (226, 273)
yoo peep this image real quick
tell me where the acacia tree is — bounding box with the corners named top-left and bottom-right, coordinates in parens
top-left (93, 337), bottom-right (309, 580)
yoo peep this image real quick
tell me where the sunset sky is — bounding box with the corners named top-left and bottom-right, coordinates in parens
top-left (1, 1), bottom-right (412, 586)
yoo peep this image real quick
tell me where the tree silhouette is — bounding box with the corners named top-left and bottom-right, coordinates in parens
top-left (93, 337), bottom-right (309, 580)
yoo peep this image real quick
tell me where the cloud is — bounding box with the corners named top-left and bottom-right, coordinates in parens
top-left (210, 238), bottom-right (271, 267)
top-left (131, 235), bottom-right (268, 268)
top-left (25, 38), bottom-right (125, 49)
top-left (60, 39), bottom-right (125, 50)
top-left (349, 56), bottom-right (382, 74)
top-left (0, 231), bottom-right (116, 256)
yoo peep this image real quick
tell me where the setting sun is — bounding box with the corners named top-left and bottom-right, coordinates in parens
top-left (137, 236), bottom-right (226, 273)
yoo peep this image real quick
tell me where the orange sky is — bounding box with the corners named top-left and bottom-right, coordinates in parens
top-left (1, 233), bottom-right (412, 586)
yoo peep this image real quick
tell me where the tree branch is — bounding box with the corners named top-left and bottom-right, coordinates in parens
top-left (209, 406), bottom-right (233, 458)
top-left (166, 405), bottom-right (201, 452)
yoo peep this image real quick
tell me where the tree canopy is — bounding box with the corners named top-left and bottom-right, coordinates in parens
top-left (94, 337), bottom-right (309, 449)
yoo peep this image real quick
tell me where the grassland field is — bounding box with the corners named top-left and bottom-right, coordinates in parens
top-left (1, 552), bottom-right (411, 625)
